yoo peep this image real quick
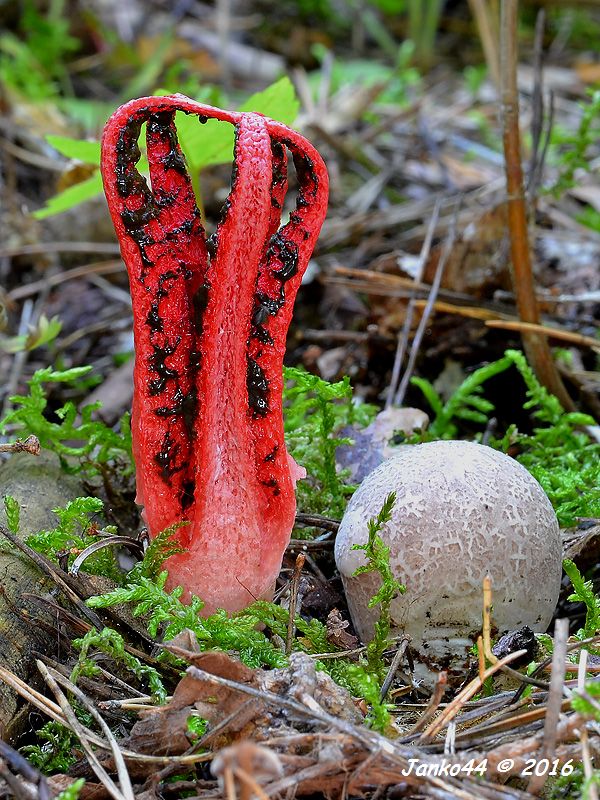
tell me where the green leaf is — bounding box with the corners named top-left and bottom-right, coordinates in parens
top-left (178, 75), bottom-right (300, 172)
top-left (33, 77), bottom-right (299, 219)
top-left (33, 172), bottom-right (104, 219)
top-left (238, 75), bottom-right (299, 123)
top-left (0, 314), bottom-right (62, 353)
top-left (59, 98), bottom-right (117, 130)
top-left (46, 135), bottom-right (101, 164)
top-left (176, 113), bottom-right (233, 172)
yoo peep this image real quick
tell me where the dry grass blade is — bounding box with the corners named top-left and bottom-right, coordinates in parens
top-left (0, 664), bottom-right (108, 748)
top-left (454, 699), bottom-right (572, 745)
top-left (329, 267), bottom-right (516, 318)
top-left (412, 299), bottom-right (511, 321)
top-left (97, 695), bottom-right (162, 711)
top-left (468, 0), bottom-right (500, 88)
top-left (527, 9), bottom-right (553, 200)
top-left (393, 198), bottom-right (462, 407)
top-left (379, 637), bottom-right (410, 702)
top-left (387, 197), bottom-right (441, 409)
top-left (0, 665), bottom-right (72, 730)
top-left (419, 648), bottom-right (530, 742)
top-left (526, 618), bottom-right (569, 795)
top-left (37, 660), bottom-right (134, 800)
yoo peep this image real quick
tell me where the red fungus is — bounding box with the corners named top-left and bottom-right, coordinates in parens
top-left (101, 95), bottom-right (328, 613)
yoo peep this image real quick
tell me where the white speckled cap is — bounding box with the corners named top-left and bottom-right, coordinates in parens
top-left (334, 440), bottom-right (562, 687)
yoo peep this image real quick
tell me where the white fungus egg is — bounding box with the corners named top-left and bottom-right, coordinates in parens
top-left (334, 440), bottom-right (562, 687)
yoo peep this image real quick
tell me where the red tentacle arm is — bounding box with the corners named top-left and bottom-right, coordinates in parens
top-left (101, 95), bottom-right (329, 613)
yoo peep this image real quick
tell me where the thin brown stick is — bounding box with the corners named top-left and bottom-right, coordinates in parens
top-left (0, 435), bottom-right (40, 454)
top-left (285, 553), bottom-right (306, 656)
top-left (500, 0), bottom-right (574, 410)
top-left (294, 513), bottom-right (340, 533)
top-left (419, 648), bottom-right (529, 741)
top-left (7, 260), bottom-right (123, 302)
top-left (0, 242), bottom-right (120, 258)
top-left (379, 637), bottom-right (410, 702)
top-left (485, 319), bottom-right (600, 351)
top-left (410, 298), bottom-right (507, 320)
top-left (0, 525), bottom-right (105, 630)
top-left (405, 671), bottom-right (447, 736)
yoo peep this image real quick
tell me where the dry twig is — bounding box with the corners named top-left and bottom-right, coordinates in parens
top-left (500, 0), bottom-right (573, 410)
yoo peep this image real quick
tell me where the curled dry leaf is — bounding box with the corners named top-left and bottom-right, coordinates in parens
top-left (124, 647), bottom-right (362, 759)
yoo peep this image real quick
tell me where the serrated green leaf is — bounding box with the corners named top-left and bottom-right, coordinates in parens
top-left (46, 135), bottom-right (101, 164)
top-left (33, 172), bottom-right (104, 219)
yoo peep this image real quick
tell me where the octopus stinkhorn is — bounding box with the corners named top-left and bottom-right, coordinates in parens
top-left (101, 95), bottom-right (328, 613)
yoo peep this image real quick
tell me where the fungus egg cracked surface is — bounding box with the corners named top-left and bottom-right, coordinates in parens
top-left (334, 440), bottom-right (562, 686)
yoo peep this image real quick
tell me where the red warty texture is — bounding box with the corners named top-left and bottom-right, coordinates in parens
top-left (101, 95), bottom-right (329, 613)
